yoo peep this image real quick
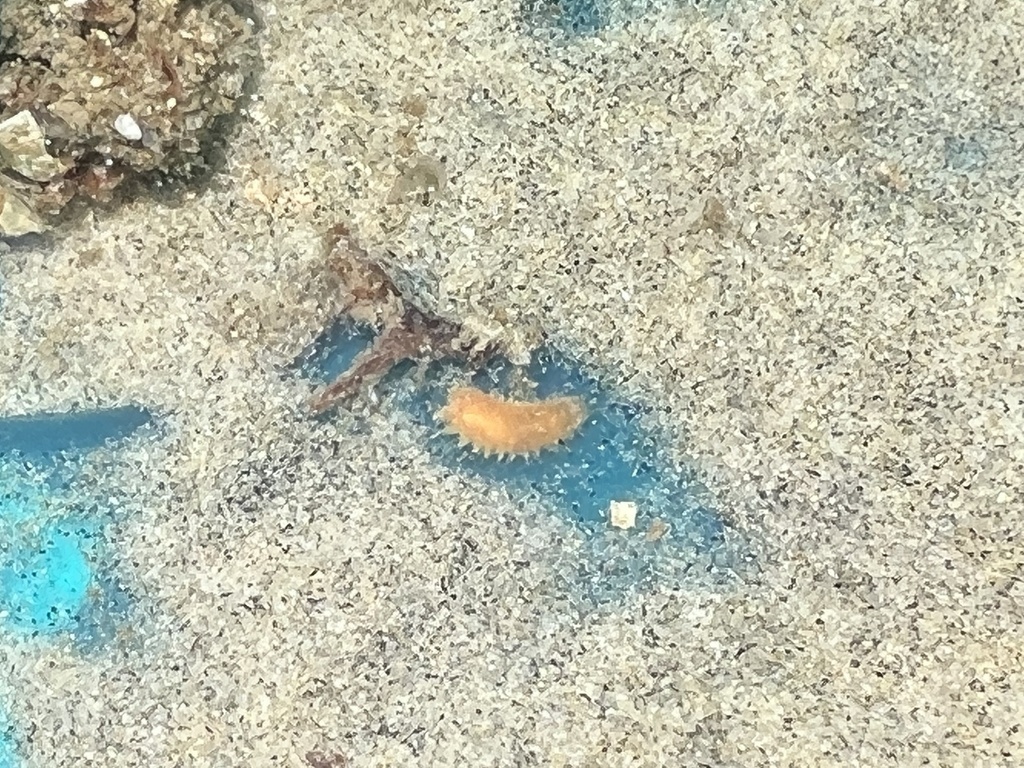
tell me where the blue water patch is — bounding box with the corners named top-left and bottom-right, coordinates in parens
top-left (0, 406), bottom-right (153, 638)
top-left (0, 519), bottom-right (95, 633)
top-left (0, 469), bottom-right (94, 635)
top-left (0, 405), bottom-right (152, 461)
top-left (0, 666), bottom-right (15, 766)
top-left (299, 320), bottom-right (740, 598)
top-left (520, 0), bottom-right (731, 38)
top-left (72, 573), bottom-right (135, 652)
top-left (522, 0), bottom-right (604, 34)
top-left (0, 700), bottom-right (14, 768)
top-left (0, 723), bottom-right (15, 768)
top-left (944, 135), bottom-right (987, 171)
top-left (0, 408), bottom-right (148, 768)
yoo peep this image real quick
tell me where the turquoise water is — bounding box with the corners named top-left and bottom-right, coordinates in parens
top-left (0, 405), bottom-right (153, 766)
top-left (0, 515), bottom-right (94, 633)
top-left (0, 407), bottom-right (151, 458)
top-left (0, 703), bottom-right (11, 768)
top-left (522, 0), bottom-right (604, 34)
top-left (0, 733), bottom-right (13, 768)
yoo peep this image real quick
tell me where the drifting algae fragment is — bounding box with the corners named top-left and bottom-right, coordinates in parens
top-left (308, 224), bottom-right (497, 412)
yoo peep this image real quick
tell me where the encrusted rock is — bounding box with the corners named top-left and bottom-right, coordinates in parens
top-left (0, 0), bottom-right (260, 237)
top-left (0, 110), bottom-right (72, 182)
top-left (0, 184), bottom-right (43, 236)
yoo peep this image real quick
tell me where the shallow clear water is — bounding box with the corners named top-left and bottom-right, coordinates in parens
top-left (0, 407), bottom-right (151, 763)
top-left (299, 319), bottom-right (742, 601)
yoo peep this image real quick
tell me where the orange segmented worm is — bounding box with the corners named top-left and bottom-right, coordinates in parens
top-left (437, 386), bottom-right (587, 458)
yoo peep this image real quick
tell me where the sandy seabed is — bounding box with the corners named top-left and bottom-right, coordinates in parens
top-left (0, 0), bottom-right (1022, 765)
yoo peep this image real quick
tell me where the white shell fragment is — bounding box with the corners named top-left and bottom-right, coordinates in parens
top-left (609, 500), bottom-right (638, 530)
top-left (114, 113), bottom-right (143, 141)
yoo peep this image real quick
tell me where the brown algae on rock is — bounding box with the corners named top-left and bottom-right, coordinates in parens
top-left (0, 0), bottom-right (260, 236)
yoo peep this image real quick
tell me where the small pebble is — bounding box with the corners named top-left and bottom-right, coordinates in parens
top-left (113, 114), bottom-right (143, 141)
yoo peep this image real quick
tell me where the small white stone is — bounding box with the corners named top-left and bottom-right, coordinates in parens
top-left (609, 500), bottom-right (638, 530)
top-left (90, 75), bottom-right (104, 88)
top-left (114, 113), bottom-right (143, 141)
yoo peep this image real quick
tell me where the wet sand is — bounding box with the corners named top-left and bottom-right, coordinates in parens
top-left (1, 0), bottom-right (1022, 765)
